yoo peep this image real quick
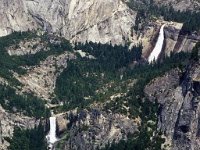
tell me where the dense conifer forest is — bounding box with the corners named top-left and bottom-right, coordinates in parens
top-left (5, 123), bottom-right (47, 150)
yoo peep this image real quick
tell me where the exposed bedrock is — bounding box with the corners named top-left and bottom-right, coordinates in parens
top-left (145, 52), bottom-right (200, 149)
top-left (56, 108), bottom-right (138, 150)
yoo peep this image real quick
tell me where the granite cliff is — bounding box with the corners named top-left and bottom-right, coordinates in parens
top-left (145, 48), bottom-right (200, 149)
top-left (55, 109), bottom-right (138, 150)
top-left (0, 0), bottom-right (136, 45)
top-left (0, 105), bottom-right (40, 150)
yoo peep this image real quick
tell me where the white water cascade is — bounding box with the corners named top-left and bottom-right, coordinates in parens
top-left (46, 117), bottom-right (57, 149)
top-left (148, 24), bottom-right (165, 63)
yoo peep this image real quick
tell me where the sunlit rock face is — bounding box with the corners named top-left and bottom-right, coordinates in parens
top-left (0, 0), bottom-right (37, 37)
top-left (0, 0), bottom-right (136, 45)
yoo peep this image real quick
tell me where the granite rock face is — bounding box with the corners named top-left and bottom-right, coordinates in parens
top-left (145, 51), bottom-right (200, 149)
top-left (0, 0), bottom-right (136, 45)
top-left (14, 51), bottom-right (76, 100)
top-left (0, 0), bottom-right (37, 37)
top-left (56, 109), bottom-right (138, 150)
top-left (0, 105), bottom-right (39, 150)
top-left (163, 25), bottom-right (200, 56)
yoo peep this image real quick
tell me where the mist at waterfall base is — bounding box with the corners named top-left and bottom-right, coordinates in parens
top-left (148, 24), bottom-right (165, 63)
top-left (46, 117), bottom-right (57, 148)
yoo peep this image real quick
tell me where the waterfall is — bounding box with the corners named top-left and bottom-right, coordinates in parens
top-left (148, 24), bottom-right (165, 63)
top-left (49, 117), bottom-right (57, 143)
top-left (46, 117), bottom-right (57, 149)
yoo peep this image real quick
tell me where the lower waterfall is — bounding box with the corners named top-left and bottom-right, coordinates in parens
top-left (148, 24), bottom-right (165, 63)
top-left (46, 117), bottom-right (57, 149)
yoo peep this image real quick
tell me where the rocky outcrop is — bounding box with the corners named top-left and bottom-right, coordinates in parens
top-left (0, 105), bottom-right (39, 149)
top-left (145, 51), bottom-right (200, 149)
top-left (56, 114), bottom-right (70, 135)
top-left (56, 108), bottom-right (79, 135)
top-left (14, 51), bottom-right (76, 100)
top-left (7, 37), bottom-right (50, 56)
top-left (56, 108), bottom-right (138, 150)
top-left (173, 33), bottom-right (200, 54)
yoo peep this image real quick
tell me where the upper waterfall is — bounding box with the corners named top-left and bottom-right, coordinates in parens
top-left (148, 24), bottom-right (165, 63)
